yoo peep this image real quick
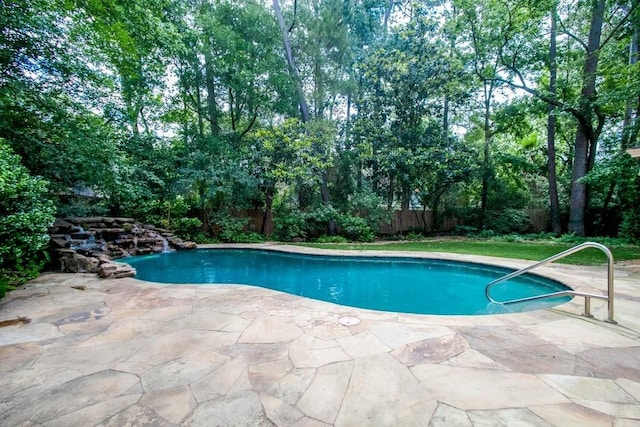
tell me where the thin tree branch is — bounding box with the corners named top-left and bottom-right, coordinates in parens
top-left (599, 1), bottom-right (640, 49)
top-left (557, 14), bottom-right (588, 51)
top-left (288, 0), bottom-right (297, 33)
top-left (239, 113), bottom-right (258, 139)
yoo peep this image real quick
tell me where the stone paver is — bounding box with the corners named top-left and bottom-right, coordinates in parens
top-left (0, 244), bottom-right (639, 426)
top-left (335, 352), bottom-right (436, 425)
top-left (297, 360), bottom-right (353, 424)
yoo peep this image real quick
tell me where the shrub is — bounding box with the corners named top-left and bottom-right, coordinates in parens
top-left (172, 217), bottom-right (203, 241)
top-left (213, 213), bottom-right (250, 243)
top-left (404, 231), bottom-right (423, 241)
top-left (484, 209), bottom-right (530, 234)
top-left (57, 197), bottom-right (109, 217)
top-left (221, 231), bottom-right (264, 243)
top-left (273, 208), bottom-right (307, 241)
top-left (0, 141), bottom-right (56, 295)
top-left (338, 215), bottom-right (374, 242)
top-left (348, 191), bottom-right (392, 232)
top-left (314, 235), bottom-right (348, 243)
top-left (305, 205), bottom-right (342, 237)
top-left (452, 225), bottom-right (479, 236)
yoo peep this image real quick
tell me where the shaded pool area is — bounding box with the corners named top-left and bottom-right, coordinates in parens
top-left (127, 248), bottom-right (572, 315)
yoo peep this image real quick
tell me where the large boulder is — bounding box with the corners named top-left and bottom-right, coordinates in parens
top-left (97, 261), bottom-right (136, 279)
top-left (57, 250), bottom-right (100, 273)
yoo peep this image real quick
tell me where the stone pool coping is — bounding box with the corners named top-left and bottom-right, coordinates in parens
top-left (0, 243), bottom-right (639, 425)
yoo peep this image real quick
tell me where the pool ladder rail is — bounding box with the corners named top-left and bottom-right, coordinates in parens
top-left (485, 242), bottom-right (616, 324)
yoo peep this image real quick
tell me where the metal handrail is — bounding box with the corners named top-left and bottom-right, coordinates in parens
top-left (485, 242), bottom-right (616, 323)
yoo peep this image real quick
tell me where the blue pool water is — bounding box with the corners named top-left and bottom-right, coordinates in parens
top-left (126, 249), bottom-right (572, 315)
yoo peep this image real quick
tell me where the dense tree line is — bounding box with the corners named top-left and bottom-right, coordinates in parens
top-left (2, 0), bottom-right (640, 287)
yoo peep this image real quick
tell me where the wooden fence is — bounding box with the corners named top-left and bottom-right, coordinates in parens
top-left (238, 208), bottom-right (549, 236)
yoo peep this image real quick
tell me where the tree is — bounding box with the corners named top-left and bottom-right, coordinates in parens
top-left (464, 0), bottom-right (639, 235)
top-left (273, 0), bottom-right (338, 234)
top-left (354, 3), bottom-right (472, 214)
top-left (547, 6), bottom-right (563, 233)
top-left (0, 141), bottom-right (55, 294)
top-left (453, 0), bottom-right (551, 226)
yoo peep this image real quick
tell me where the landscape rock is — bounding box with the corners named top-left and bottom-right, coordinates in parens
top-left (59, 252), bottom-right (100, 273)
top-left (48, 216), bottom-right (196, 279)
top-left (97, 261), bottom-right (136, 279)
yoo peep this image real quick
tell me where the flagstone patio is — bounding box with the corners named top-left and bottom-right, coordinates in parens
top-left (1, 245), bottom-right (639, 426)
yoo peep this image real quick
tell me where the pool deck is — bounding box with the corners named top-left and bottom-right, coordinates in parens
top-left (1, 243), bottom-right (639, 426)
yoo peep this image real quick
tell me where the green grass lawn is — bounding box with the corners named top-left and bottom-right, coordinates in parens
top-left (297, 239), bottom-right (640, 266)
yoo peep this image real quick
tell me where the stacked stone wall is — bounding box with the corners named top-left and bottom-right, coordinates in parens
top-left (49, 217), bottom-right (196, 278)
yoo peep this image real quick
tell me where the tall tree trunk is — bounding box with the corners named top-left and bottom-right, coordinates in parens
top-left (261, 184), bottom-right (274, 235)
top-left (622, 15), bottom-right (639, 149)
top-left (388, 174), bottom-right (394, 211)
top-left (401, 184), bottom-right (410, 210)
top-left (195, 68), bottom-right (205, 138)
top-left (443, 94), bottom-right (450, 136)
top-left (547, 9), bottom-right (562, 234)
top-left (273, 0), bottom-right (336, 235)
top-left (273, 0), bottom-right (310, 122)
top-left (204, 44), bottom-right (220, 137)
top-left (480, 81), bottom-right (493, 228)
top-left (568, 0), bottom-right (605, 236)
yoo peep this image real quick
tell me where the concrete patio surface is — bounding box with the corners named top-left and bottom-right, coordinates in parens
top-left (1, 244), bottom-right (639, 426)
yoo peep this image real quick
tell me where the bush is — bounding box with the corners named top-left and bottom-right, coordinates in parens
top-left (273, 208), bottom-right (307, 241)
top-left (314, 235), bottom-right (348, 243)
top-left (449, 207), bottom-right (482, 229)
top-left (484, 209), bottom-right (530, 234)
top-left (305, 205), bottom-right (341, 237)
top-left (404, 231), bottom-right (423, 241)
top-left (213, 213), bottom-right (250, 243)
top-left (0, 141), bottom-right (56, 295)
top-left (339, 215), bottom-right (374, 242)
top-left (171, 217), bottom-right (203, 241)
top-left (452, 225), bottom-right (479, 236)
top-left (57, 197), bottom-right (109, 217)
top-left (221, 231), bottom-right (265, 243)
top-left (620, 210), bottom-right (640, 243)
top-left (348, 191), bottom-right (392, 232)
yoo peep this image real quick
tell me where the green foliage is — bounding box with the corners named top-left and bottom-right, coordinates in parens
top-left (449, 207), bottom-right (482, 230)
top-left (171, 217), bottom-right (203, 242)
top-left (339, 215), bottom-right (374, 242)
top-left (484, 209), bottom-right (531, 234)
top-left (272, 194), bottom-right (376, 242)
top-left (620, 207), bottom-right (640, 243)
top-left (212, 212), bottom-right (247, 242)
top-left (304, 205), bottom-right (341, 235)
top-left (249, 119), bottom-right (332, 188)
top-left (451, 207), bottom-right (530, 235)
top-left (0, 141), bottom-right (56, 293)
top-left (164, 195), bottom-right (190, 221)
top-left (56, 197), bottom-right (110, 218)
top-left (582, 148), bottom-right (640, 237)
top-left (347, 191), bottom-right (392, 233)
top-left (206, 210), bottom-right (264, 243)
top-left (314, 235), bottom-right (348, 244)
top-left (404, 231), bottom-right (424, 241)
top-left (272, 211), bottom-right (308, 241)
top-left (452, 225), bottom-right (480, 236)
top-left (221, 231), bottom-right (265, 244)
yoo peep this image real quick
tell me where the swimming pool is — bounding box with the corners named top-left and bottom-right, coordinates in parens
top-left (127, 248), bottom-right (573, 315)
